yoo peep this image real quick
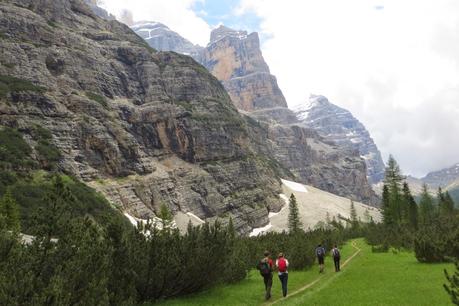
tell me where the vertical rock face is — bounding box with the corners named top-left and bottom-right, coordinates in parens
top-left (0, 0), bottom-right (285, 234)
top-left (198, 26), bottom-right (288, 111)
top-left (131, 22), bottom-right (203, 57)
top-left (294, 95), bottom-right (386, 184)
top-left (131, 22), bottom-right (378, 205)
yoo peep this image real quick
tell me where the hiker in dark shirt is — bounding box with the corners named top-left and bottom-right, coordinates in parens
top-left (331, 244), bottom-right (341, 272)
top-left (315, 244), bottom-right (326, 273)
top-left (257, 250), bottom-right (274, 300)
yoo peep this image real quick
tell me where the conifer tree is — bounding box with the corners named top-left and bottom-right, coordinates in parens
top-left (158, 203), bottom-right (173, 231)
top-left (288, 194), bottom-right (302, 233)
top-left (419, 184), bottom-right (435, 225)
top-left (381, 184), bottom-right (394, 225)
top-left (439, 190), bottom-right (455, 217)
top-left (402, 182), bottom-right (418, 230)
top-left (384, 155), bottom-right (404, 224)
top-left (350, 200), bottom-right (357, 223)
top-left (0, 189), bottom-right (20, 232)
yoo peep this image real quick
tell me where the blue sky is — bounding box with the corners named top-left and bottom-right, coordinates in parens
top-left (191, 0), bottom-right (262, 34)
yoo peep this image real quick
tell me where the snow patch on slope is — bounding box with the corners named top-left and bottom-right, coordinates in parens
top-left (186, 212), bottom-right (205, 224)
top-left (249, 222), bottom-right (273, 237)
top-left (281, 179), bottom-right (308, 192)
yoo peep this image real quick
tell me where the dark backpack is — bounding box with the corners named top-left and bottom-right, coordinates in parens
top-left (316, 247), bottom-right (325, 257)
top-left (333, 248), bottom-right (340, 258)
top-left (258, 259), bottom-right (271, 276)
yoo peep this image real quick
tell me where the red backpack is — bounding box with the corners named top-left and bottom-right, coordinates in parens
top-left (278, 258), bottom-right (287, 273)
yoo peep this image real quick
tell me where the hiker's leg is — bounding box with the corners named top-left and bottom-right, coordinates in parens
top-left (283, 273), bottom-right (288, 297)
top-left (266, 275), bottom-right (273, 299)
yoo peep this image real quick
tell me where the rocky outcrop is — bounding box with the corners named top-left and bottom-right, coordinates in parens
top-left (131, 22), bottom-right (203, 57)
top-left (198, 26), bottom-right (288, 111)
top-left (294, 95), bottom-right (386, 184)
top-left (131, 22), bottom-right (378, 204)
top-left (244, 118), bottom-right (378, 204)
top-left (0, 0), bottom-right (285, 234)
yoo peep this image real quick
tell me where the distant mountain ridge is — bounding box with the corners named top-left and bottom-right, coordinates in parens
top-left (293, 95), bottom-right (386, 184)
top-left (131, 22), bottom-right (202, 57)
top-left (422, 163), bottom-right (459, 188)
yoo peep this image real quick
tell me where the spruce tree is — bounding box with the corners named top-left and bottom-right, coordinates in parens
top-left (402, 182), bottom-right (418, 230)
top-left (158, 203), bottom-right (173, 231)
top-left (440, 190), bottom-right (455, 217)
top-left (384, 155), bottom-right (404, 224)
top-left (419, 184), bottom-right (435, 225)
top-left (288, 194), bottom-right (302, 233)
top-left (381, 184), bottom-right (393, 225)
top-left (0, 189), bottom-right (20, 232)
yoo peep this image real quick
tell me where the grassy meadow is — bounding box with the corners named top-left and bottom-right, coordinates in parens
top-left (154, 239), bottom-right (454, 306)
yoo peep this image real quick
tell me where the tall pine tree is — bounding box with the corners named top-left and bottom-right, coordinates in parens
top-left (384, 155), bottom-right (404, 224)
top-left (419, 184), bottom-right (435, 225)
top-left (288, 194), bottom-right (302, 233)
top-left (0, 189), bottom-right (20, 232)
top-left (402, 182), bottom-right (418, 230)
top-left (382, 184), bottom-right (394, 225)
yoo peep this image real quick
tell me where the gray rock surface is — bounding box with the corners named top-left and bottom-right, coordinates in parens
top-left (421, 163), bottom-right (459, 188)
top-left (131, 22), bottom-right (378, 205)
top-left (294, 95), bottom-right (386, 184)
top-left (0, 0), bottom-right (284, 234)
top-left (131, 21), bottom-right (203, 57)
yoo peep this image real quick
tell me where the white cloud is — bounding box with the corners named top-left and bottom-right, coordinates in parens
top-left (238, 0), bottom-right (459, 177)
top-left (100, 0), bottom-right (211, 46)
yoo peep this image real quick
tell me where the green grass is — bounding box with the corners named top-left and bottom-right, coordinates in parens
top-left (155, 242), bottom-right (357, 306)
top-left (278, 239), bottom-right (453, 306)
top-left (154, 239), bottom-right (454, 306)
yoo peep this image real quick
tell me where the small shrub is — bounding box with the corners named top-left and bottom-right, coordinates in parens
top-left (0, 75), bottom-right (46, 98)
top-left (86, 92), bottom-right (108, 108)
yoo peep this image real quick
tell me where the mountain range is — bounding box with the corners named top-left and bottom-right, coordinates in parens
top-left (131, 21), bottom-right (386, 187)
top-left (0, 0), bottom-right (387, 235)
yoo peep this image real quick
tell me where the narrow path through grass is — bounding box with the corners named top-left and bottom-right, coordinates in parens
top-left (155, 239), bottom-right (453, 306)
top-left (265, 240), bottom-right (361, 305)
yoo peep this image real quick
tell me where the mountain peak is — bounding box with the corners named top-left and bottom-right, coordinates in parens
top-left (210, 25), bottom-right (249, 43)
top-left (294, 95), bottom-right (386, 184)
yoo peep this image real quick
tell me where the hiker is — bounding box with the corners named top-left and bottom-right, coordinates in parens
top-left (315, 244), bottom-right (326, 273)
top-left (331, 244), bottom-right (341, 272)
top-left (276, 252), bottom-right (289, 297)
top-left (257, 250), bottom-right (273, 300)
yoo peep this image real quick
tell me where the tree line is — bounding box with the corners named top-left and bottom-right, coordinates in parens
top-left (364, 155), bottom-right (459, 262)
top-left (0, 175), bottom-right (356, 305)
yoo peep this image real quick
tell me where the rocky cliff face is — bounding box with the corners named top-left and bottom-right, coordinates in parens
top-left (131, 22), bottom-right (203, 57)
top-left (131, 22), bottom-right (378, 204)
top-left (0, 0), bottom-right (286, 234)
top-left (294, 95), bottom-right (386, 184)
top-left (198, 26), bottom-right (288, 112)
